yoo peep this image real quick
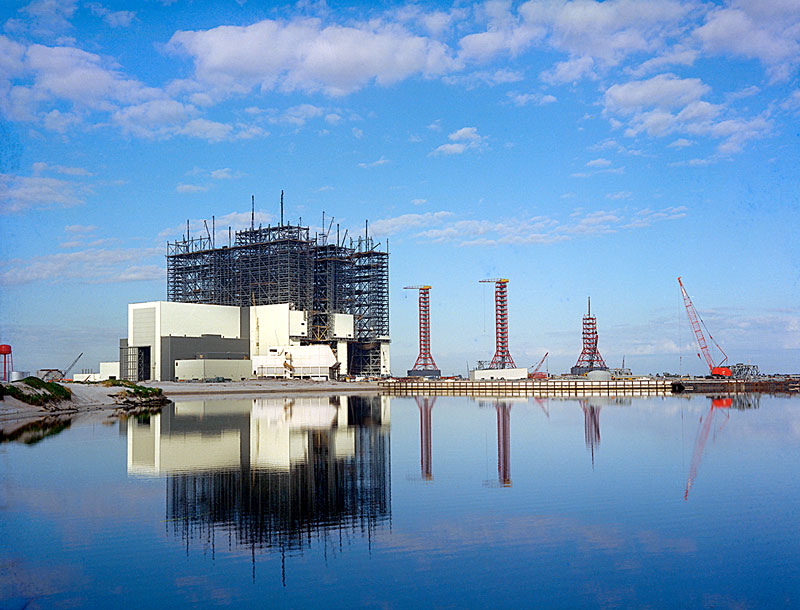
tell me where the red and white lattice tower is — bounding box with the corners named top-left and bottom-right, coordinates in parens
top-left (480, 279), bottom-right (516, 369)
top-left (404, 285), bottom-right (440, 375)
top-left (572, 297), bottom-right (607, 373)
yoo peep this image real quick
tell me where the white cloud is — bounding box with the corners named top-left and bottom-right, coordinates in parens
top-left (508, 91), bottom-right (557, 106)
top-left (370, 205), bottom-right (686, 246)
top-left (88, 3), bottom-right (136, 28)
top-left (627, 48), bottom-right (697, 77)
top-left (352, 127), bottom-right (363, 138)
top-left (0, 173), bottom-right (86, 213)
top-left (19, 0), bottom-right (77, 34)
top-left (606, 191), bottom-right (632, 200)
top-left (64, 224), bottom-right (96, 234)
top-left (175, 118), bottom-right (232, 141)
top-left (431, 126), bottom-right (486, 155)
top-left (541, 55), bottom-right (595, 84)
top-left (444, 68), bottom-right (524, 88)
top-left (694, 2), bottom-right (800, 81)
top-left (358, 156), bottom-right (390, 168)
top-left (603, 73), bottom-right (770, 153)
top-left (278, 103), bottom-right (324, 125)
top-left (586, 158), bottom-right (612, 167)
top-left (668, 138), bottom-right (693, 148)
top-left (369, 211), bottom-right (454, 236)
top-left (176, 183), bottom-right (208, 193)
top-left (32, 161), bottom-right (92, 176)
top-left (210, 168), bottom-right (242, 180)
top-left (411, 198), bottom-right (427, 206)
top-left (604, 74), bottom-right (709, 114)
top-left (168, 17), bottom-right (457, 97)
top-left (0, 246), bottom-right (163, 285)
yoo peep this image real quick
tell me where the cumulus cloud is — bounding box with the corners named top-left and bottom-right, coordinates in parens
top-left (167, 17), bottom-right (457, 97)
top-left (431, 126), bottom-right (486, 155)
top-left (603, 73), bottom-right (771, 153)
top-left (694, 2), bottom-right (800, 81)
top-left (88, 3), bottom-right (136, 28)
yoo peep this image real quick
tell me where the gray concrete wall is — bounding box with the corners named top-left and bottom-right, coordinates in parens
top-left (160, 335), bottom-right (249, 381)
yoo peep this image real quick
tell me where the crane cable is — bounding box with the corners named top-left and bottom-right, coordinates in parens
top-left (696, 309), bottom-right (728, 366)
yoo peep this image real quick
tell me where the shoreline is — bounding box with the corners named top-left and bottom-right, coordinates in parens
top-left (0, 379), bottom-right (382, 437)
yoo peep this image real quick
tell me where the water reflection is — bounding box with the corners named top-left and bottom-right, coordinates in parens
top-left (126, 395), bottom-right (391, 576)
top-left (414, 396), bottom-right (435, 481)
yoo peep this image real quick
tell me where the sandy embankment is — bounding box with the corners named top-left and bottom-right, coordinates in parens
top-left (0, 379), bottom-right (381, 436)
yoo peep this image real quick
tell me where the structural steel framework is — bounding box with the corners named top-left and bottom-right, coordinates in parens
top-left (572, 297), bottom-right (607, 375)
top-left (480, 278), bottom-right (516, 369)
top-left (404, 285), bottom-right (439, 375)
top-left (166, 202), bottom-right (389, 376)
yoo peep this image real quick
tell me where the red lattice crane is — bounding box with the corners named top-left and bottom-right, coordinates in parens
top-left (479, 278), bottom-right (516, 369)
top-left (529, 352), bottom-right (549, 379)
top-left (678, 277), bottom-right (731, 377)
top-left (404, 285), bottom-right (440, 377)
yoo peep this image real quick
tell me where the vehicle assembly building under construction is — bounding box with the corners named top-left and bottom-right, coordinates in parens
top-left (119, 194), bottom-right (390, 382)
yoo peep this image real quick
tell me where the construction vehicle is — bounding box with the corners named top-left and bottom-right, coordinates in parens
top-left (41, 353), bottom-right (83, 382)
top-left (528, 352), bottom-right (548, 379)
top-left (678, 277), bottom-right (731, 377)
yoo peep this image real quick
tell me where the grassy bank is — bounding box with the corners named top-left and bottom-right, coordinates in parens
top-left (0, 377), bottom-right (72, 406)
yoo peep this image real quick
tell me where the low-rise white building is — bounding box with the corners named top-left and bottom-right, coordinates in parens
top-left (121, 300), bottom-right (375, 382)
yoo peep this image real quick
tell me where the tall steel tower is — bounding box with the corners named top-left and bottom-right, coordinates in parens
top-left (404, 285), bottom-right (440, 377)
top-left (571, 297), bottom-right (607, 375)
top-left (479, 278), bottom-right (516, 369)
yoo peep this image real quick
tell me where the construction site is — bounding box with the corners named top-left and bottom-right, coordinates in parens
top-left (3, 196), bottom-right (795, 394)
top-left (117, 193), bottom-right (390, 382)
top-left (393, 275), bottom-right (797, 396)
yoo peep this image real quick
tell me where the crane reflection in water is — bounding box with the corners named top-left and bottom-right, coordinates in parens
top-left (125, 396), bottom-right (391, 582)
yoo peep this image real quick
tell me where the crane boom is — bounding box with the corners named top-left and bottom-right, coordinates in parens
top-left (531, 352), bottom-right (548, 374)
top-left (678, 277), bottom-right (731, 377)
top-left (62, 352), bottom-right (83, 379)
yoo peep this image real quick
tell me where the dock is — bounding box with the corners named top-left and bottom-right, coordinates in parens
top-left (380, 377), bottom-right (673, 397)
top-left (379, 377), bottom-right (800, 397)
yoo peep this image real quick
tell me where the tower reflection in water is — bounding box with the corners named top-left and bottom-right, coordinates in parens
top-left (126, 396), bottom-right (390, 571)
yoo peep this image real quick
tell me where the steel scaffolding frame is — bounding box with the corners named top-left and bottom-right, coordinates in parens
top-left (572, 297), bottom-right (607, 375)
top-left (165, 215), bottom-right (389, 376)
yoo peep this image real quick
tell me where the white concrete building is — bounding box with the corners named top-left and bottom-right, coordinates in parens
top-left (122, 300), bottom-right (374, 382)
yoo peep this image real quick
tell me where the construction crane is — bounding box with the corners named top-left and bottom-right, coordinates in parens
top-left (41, 352), bottom-right (83, 382)
top-left (528, 352), bottom-right (548, 379)
top-left (678, 277), bottom-right (731, 377)
top-left (685, 397), bottom-right (731, 500)
top-left (62, 352), bottom-right (83, 380)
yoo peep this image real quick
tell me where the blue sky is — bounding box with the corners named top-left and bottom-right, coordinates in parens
top-left (0, 0), bottom-right (798, 376)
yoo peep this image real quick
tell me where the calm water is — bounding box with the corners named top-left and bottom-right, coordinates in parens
top-left (1, 394), bottom-right (799, 609)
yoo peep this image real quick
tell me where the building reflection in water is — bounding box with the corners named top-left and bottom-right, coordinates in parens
top-left (580, 399), bottom-right (601, 465)
top-left (126, 395), bottom-right (390, 578)
top-left (476, 399), bottom-right (517, 487)
top-left (414, 396), bottom-right (435, 481)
